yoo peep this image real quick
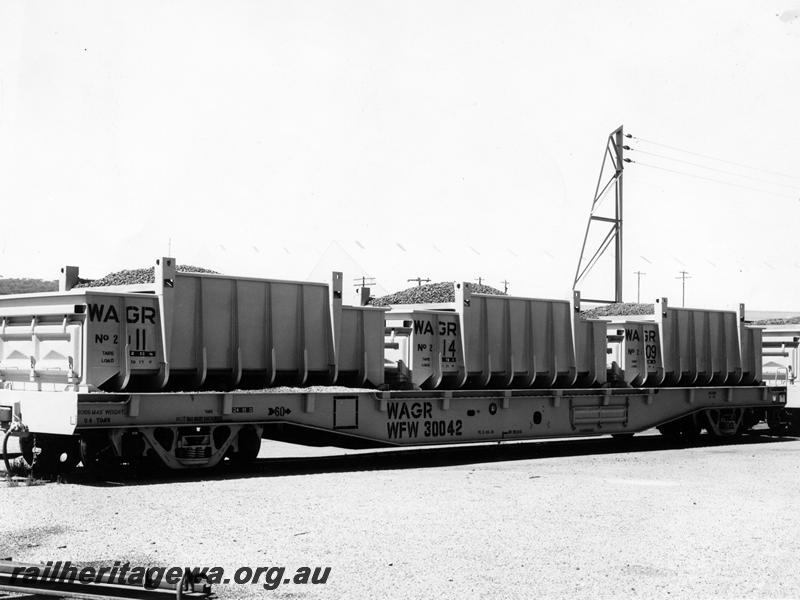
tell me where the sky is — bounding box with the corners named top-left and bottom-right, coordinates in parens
top-left (0, 1), bottom-right (798, 309)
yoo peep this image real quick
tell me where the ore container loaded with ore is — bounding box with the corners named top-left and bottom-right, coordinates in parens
top-left (384, 284), bottom-right (607, 389)
top-left (604, 300), bottom-right (762, 388)
top-left (0, 258), bottom-right (789, 475)
top-left (0, 258), bottom-right (386, 393)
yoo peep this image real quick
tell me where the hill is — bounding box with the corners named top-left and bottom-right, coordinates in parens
top-left (0, 278), bottom-right (58, 295)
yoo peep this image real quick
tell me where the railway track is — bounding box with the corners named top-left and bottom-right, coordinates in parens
top-left (3, 430), bottom-right (792, 486)
top-left (0, 560), bottom-right (213, 600)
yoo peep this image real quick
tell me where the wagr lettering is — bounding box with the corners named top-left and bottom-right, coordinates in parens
top-left (625, 328), bottom-right (656, 342)
top-left (386, 401), bottom-right (432, 420)
top-left (413, 320), bottom-right (457, 336)
top-left (88, 304), bottom-right (156, 324)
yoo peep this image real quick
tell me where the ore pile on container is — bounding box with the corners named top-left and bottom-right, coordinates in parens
top-left (74, 265), bottom-right (218, 287)
top-left (371, 281), bottom-right (505, 306)
top-left (580, 302), bottom-right (654, 319)
top-left (754, 315), bottom-right (800, 325)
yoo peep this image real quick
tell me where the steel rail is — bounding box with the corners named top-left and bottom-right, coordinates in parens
top-left (0, 560), bottom-right (212, 600)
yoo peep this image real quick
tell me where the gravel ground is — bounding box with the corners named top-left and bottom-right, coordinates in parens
top-left (2, 434), bottom-right (800, 599)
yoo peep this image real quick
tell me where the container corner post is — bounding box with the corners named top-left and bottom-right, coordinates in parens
top-left (59, 266), bottom-right (80, 292)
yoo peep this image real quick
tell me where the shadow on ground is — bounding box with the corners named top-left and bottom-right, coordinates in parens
top-left (49, 431), bottom-right (797, 487)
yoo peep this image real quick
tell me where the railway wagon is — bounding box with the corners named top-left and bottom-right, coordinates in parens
top-left (757, 324), bottom-right (800, 430)
top-left (0, 258), bottom-right (787, 474)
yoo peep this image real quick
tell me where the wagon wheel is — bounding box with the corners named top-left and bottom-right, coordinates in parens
top-left (766, 407), bottom-right (791, 437)
top-left (704, 408), bottom-right (743, 438)
top-left (657, 414), bottom-right (701, 444)
top-left (18, 434), bottom-right (34, 466)
top-left (2, 431), bottom-right (33, 476)
top-left (229, 427), bottom-right (261, 464)
top-left (35, 435), bottom-right (81, 476)
top-left (79, 433), bottom-right (118, 476)
top-left (13, 434), bottom-right (80, 478)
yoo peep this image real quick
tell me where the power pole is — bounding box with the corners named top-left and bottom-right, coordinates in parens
top-left (614, 126), bottom-right (624, 303)
top-left (676, 270), bottom-right (691, 307)
top-left (634, 271), bottom-right (646, 303)
top-left (502, 279), bottom-right (510, 294)
top-left (475, 277), bottom-right (484, 286)
top-left (407, 277), bottom-right (430, 287)
top-left (354, 276), bottom-right (376, 306)
top-left (354, 275), bottom-right (375, 288)
top-left (574, 125), bottom-right (625, 303)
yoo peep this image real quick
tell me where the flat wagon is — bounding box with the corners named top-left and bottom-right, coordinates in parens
top-left (0, 258), bottom-right (787, 474)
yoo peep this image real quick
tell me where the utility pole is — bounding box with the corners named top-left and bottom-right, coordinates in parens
top-left (502, 279), bottom-right (510, 294)
top-left (634, 271), bottom-right (646, 303)
top-left (573, 125), bottom-right (625, 304)
top-left (614, 126), bottom-right (624, 303)
top-left (353, 275), bottom-right (375, 288)
top-left (407, 277), bottom-right (430, 287)
top-left (475, 277), bottom-right (484, 286)
top-left (354, 276), bottom-right (376, 306)
top-left (676, 270), bottom-right (691, 307)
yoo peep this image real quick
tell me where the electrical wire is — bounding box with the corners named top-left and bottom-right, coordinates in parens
top-left (628, 147), bottom-right (800, 191)
top-left (628, 134), bottom-right (800, 182)
top-left (629, 160), bottom-right (799, 200)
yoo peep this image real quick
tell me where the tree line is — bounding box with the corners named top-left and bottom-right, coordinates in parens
top-left (0, 278), bottom-right (58, 295)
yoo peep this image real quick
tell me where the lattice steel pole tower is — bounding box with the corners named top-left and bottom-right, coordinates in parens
top-left (573, 125), bottom-right (625, 303)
